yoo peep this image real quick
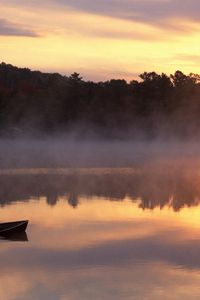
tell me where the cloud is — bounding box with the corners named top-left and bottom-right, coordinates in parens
top-left (57, 0), bottom-right (200, 22)
top-left (2, 0), bottom-right (200, 37)
top-left (83, 27), bottom-right (162, 41)
top-left (47, 0), bottom-right (200, 31)
top-left (2, 0), bottom-right (200, 30)
top-left (0, 18), bottom-right (39, 37)
top-left (175, 54), bottom-right (200, 64)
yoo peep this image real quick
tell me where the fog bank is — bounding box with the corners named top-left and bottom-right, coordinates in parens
top-left (1, 136), bottom-right (200, 169)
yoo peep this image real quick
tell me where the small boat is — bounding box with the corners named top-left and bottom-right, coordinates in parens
top-left (0, 220), bottom-right (28, 236)
top-left (0, 232), bottom-right (28, 242)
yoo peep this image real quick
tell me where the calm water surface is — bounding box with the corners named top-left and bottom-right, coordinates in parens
top-left (1, 166), bottom-right (200, 300)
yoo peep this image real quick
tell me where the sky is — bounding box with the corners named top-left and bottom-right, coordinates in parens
top-left (1, 0), bottom-right (200, 81)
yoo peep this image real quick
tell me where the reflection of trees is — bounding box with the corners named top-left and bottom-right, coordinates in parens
top-left (137, 171), bottom-right (200, 211)
top-left (68, 192), bottom-right (79, 208)
top-left (46, 193), bottom-right (58, 206)
top-left (0, 170), bottom-right (200, 211)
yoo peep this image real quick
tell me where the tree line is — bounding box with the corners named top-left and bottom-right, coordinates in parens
top-left (0, 62), bottom-right (200, 138)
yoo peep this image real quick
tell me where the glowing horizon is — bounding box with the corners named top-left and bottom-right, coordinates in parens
top-left (1, 0), bottom-right (200, 81)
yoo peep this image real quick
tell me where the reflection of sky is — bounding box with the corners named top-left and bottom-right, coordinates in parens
top-left (1, 197), bottom-right (200, 299)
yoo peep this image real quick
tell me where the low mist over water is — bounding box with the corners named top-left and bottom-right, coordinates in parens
top-left (1, 136), bottom-right (200, 169)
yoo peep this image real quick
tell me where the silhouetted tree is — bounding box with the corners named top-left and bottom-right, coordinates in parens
top-left (1, 62), bottom-right (200, 138)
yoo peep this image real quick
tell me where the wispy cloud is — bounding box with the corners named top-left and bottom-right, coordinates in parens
top-left (55, 0), bottom-right (200, 22)
top-left (0, 18), bottom-right (39, 37)
top-left (49, 0), bottom-right (200, 31)
top-left (173, 54), bottom-right (200, 68)
top-left (2, 0), bottom-right (200, 34)
top-left (80, 29), bottom-right (176, 44)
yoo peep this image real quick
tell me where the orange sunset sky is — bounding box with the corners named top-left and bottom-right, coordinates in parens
top-left (1, 0), bottom-right (200, 81)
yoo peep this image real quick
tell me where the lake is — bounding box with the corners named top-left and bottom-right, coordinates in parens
top-left (1, 166), bottom-right (200, 300)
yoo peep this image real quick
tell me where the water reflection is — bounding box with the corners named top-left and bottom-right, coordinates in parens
top-left (1, 167), bottom-right (200, 299)
top-left (0, 166), bottom-right (200, 211)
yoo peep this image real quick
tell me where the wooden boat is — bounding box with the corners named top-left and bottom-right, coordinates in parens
top-left (0, 220), bottom-right (28, 236)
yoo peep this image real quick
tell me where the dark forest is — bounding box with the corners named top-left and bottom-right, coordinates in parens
top-left (1, 62), bottom-right (200, 139)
